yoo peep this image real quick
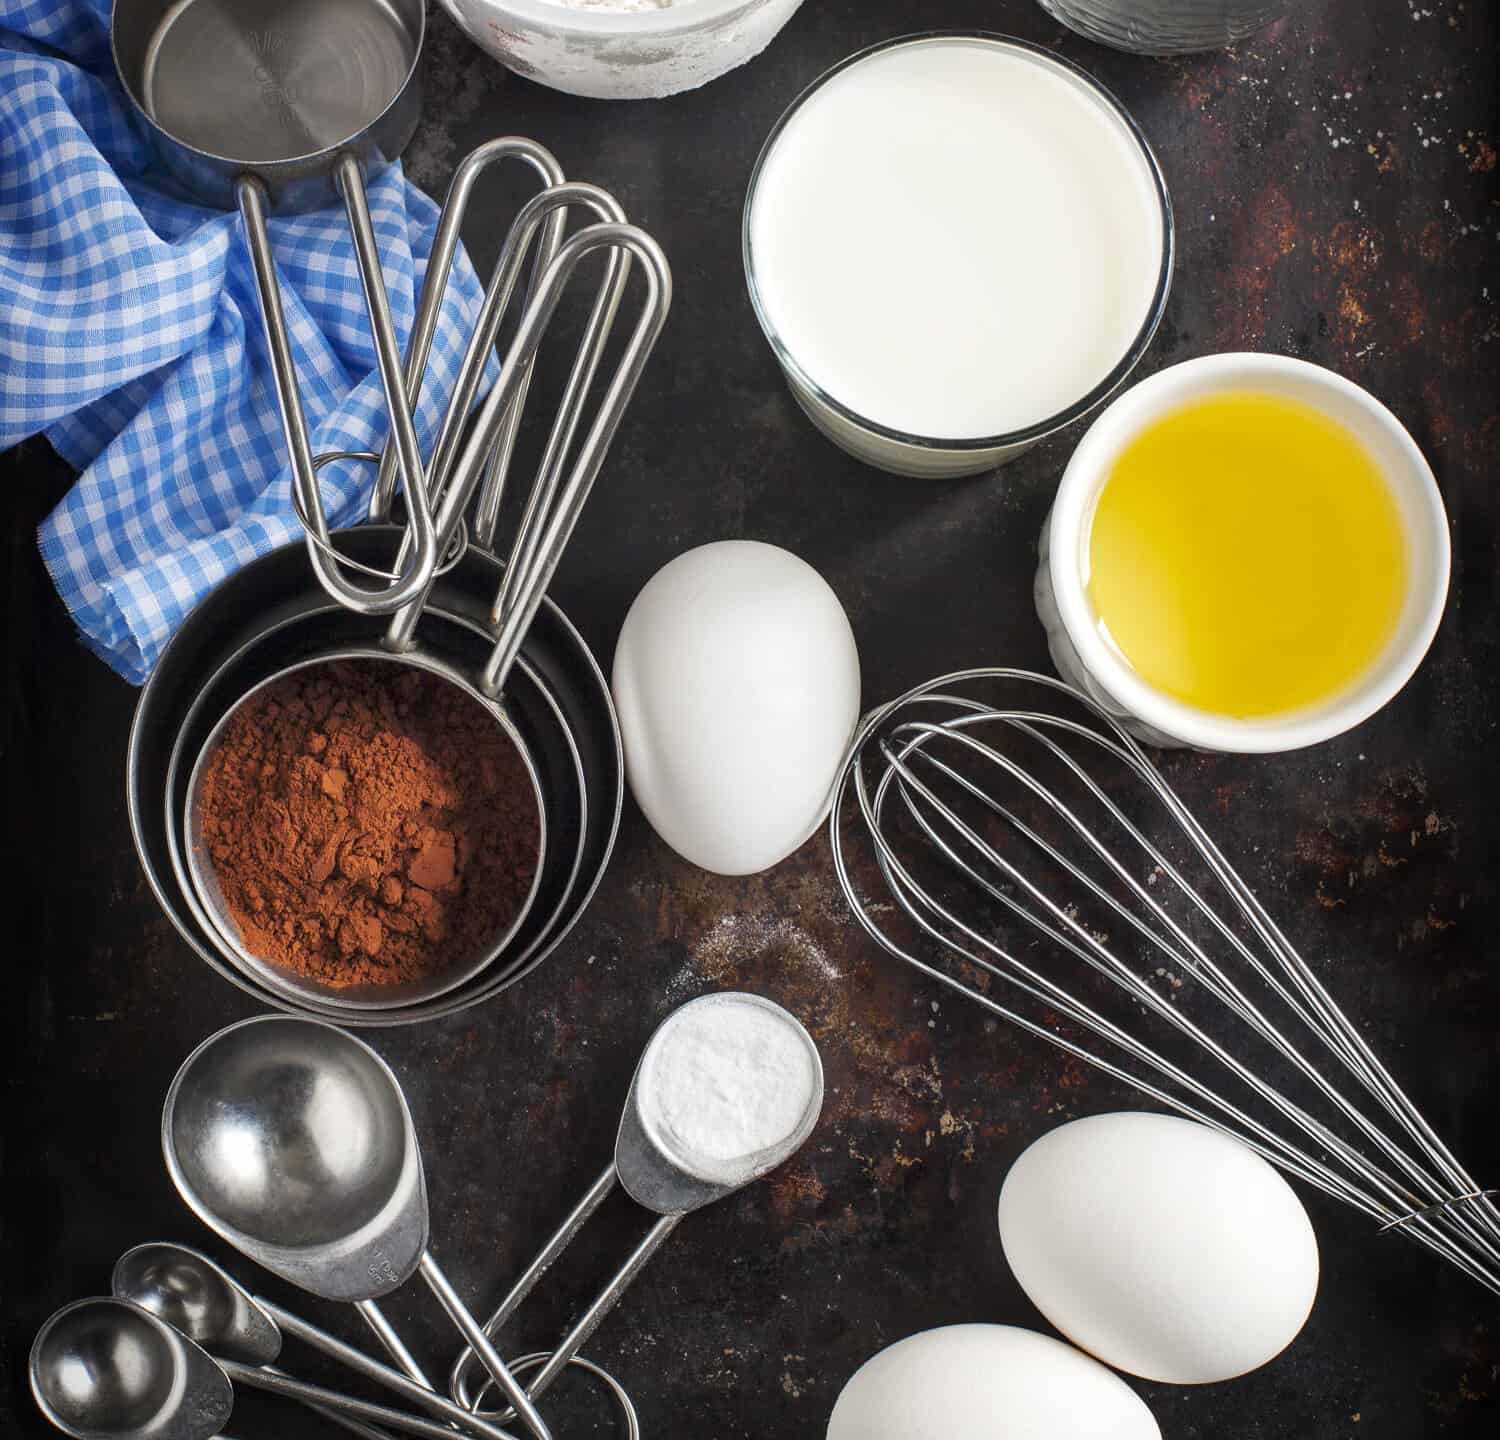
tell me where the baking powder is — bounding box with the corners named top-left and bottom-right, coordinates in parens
top-left (636, 994), bottom-right (819, 1185)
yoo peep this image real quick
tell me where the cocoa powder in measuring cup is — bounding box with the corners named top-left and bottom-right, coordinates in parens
top-left (196, 659), bottom-right (540, 990)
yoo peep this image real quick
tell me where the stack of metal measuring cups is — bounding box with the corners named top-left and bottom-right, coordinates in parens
top-left (125, 132), bottom-right (672, 1027)
top-left (31, 1016), bottom-right (643, 1440)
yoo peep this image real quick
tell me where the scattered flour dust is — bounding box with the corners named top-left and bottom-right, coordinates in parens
top-left (636, 996), bottom-right (819, 1184)
top-left (667, 912), bottom-right (842, 1002)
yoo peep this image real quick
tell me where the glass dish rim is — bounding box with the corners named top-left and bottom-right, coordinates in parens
top-left (741, 30), bottom-right (1177, 455)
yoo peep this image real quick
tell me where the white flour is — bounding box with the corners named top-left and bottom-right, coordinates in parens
top-left (541, 0), bottom-right (680, 10)
top-left (447, 0), bottom-right (804, 101)
top-left (636, 995), bottom-right (819, 1185)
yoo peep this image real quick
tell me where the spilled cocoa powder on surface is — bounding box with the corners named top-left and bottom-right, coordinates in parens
top-left (197, 659), bottom-right (540, 990)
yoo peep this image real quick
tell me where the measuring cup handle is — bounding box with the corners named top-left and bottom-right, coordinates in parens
top-left (368, 139), bottom-right (566, 524)
top-left (381, 182), bottom-right (629, 655)
top-left (236, 173), bottom-right (437, 615)
top-left (476, 224), bottom-right (673, 699)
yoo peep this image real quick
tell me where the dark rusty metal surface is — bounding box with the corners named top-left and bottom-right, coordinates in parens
top-left (3, 1), bottom-right (1498, 1436)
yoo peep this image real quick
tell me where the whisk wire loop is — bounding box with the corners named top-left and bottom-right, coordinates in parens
top-left (884, 720), bottom-right (1498, 1258)
top-left (833, 669), bottom-right (1500, 1294)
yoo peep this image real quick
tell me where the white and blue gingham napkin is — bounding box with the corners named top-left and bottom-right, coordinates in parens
top-left (2, 0), bottom-right (491, 682)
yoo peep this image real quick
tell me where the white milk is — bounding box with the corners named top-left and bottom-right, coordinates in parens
top-left (746, 37), bottom-right (1168, 472)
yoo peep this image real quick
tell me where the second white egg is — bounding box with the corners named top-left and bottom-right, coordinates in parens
top-left (611, 541), bottom-right (861, 875)
top-left (998, 1111), bottom-right (1319, 1384)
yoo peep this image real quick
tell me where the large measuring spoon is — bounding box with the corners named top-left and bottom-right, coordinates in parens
top-left (161, 1016), bottom-right (552, 1440)
top-left (30, 1298), bottom-right (514, 1440)
top-left (451, 993), bottom-right (824, 1415)
top-left (112, 1243), bottom-right (517, 1440)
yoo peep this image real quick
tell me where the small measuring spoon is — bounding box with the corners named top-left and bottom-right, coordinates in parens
top-left (161, 1017), bottom-right (551, 1440)
top-left (31, 1298), bottom-right (515, 1440)
top-left (451, 992), bottom-right (824, 1414)
top-left (32, 1296), bottom-right (231, 1440)
top-left (112, 1243), bottom-right (515, 1440)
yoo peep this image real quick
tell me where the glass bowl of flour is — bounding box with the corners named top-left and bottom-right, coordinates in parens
top-left (437, 0), bottom-right (804, 99)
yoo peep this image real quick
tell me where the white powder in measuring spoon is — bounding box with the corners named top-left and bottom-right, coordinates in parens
top-left (636, 995), bottom-right (819, 1186)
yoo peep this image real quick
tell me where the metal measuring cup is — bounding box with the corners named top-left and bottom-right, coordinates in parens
top-left (179, 204), bottom-right (669, 1009)
top-left (110, 0), bottom-right (439, 612)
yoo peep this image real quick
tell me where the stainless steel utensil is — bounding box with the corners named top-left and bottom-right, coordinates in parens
top-left (111, 0), bottom-right (439, 613)
top-left (381, 197), bottom-right (665, 682)
top-left (366, 137), bottom-right (567, 526)
top-left (114, 1245), bottom-right (386, 1440)
top-left (831, 667), bottom-right (1500, 1294)
top-left (32, 1297), bottom-right (231, 1440)
top-left (165, 594), bottom-right (587, 1018)
top-left (128, 526), bottom-right (624, 1026)
top-left (161, 1016), bottom-right (553, 1439)
top-left (450, 994), bottom-right (824, 1417)
top-left (500, 1356), bottom-right (640, 1440)
top-left (181, 642), bottom-right (550, 1013)
top-left (112, 1243), bottom-right (517, 1440)
top-left (113, 1243), bottom-right (640, 1440)
top-left (31, 1298), bottom-right (516, 1440)
top-left (112, 1245), bottom-right (279, 1366)
top-left (178, 200), bottom-right (668, 1012)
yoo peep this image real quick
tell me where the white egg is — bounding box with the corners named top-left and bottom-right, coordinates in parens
top-left (612, 541), bottom-right (860, 875)
top-left (826, 1324), bottom-right (1161, 1440)
top-left (998, 1112), bottom-right (1319, 1384)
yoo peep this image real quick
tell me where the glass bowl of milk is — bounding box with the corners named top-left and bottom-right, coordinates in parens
top-left (744, 33), bottom-right (1174, 479)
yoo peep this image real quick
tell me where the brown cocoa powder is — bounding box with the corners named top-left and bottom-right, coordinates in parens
top-left (197, 659), bottom-right (540, 990)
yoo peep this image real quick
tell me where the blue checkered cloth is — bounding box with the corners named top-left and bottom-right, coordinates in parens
top-left (2, 0), bottom-right (491, 682)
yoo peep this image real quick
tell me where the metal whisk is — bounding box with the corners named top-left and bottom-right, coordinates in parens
top-left (831, 668), bottom-right (1500, 1294)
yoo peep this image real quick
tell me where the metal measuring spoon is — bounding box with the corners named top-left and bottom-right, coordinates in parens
top-left (112, 1243), bottom-right (517, 1440)
top-left (161, 1017), bottom-right (552, 1440)
top-left (32, 1296), bottom-right (231, 1440)
top-left (451, 993), bottom-right (824, 1414)
top-left (31, 1298), bottom-right (515, 1440)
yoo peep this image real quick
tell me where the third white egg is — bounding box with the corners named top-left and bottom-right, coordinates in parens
top-left (826, 1324), bottom-right (1160, 1440)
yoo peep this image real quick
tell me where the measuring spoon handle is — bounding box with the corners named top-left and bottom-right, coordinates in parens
top-left (354, 1298), bottom-right (437, 1390)
top-left (526, 1212), bottom-right (682, 1403)
top-left (266, 1365), bottom-right (392, 1440)
top-left (462, 1210), bottom-right (682, 1422)
top-left (420, 1252), bottom-right (553, 1440)
top-left (447, 1164), bottom-right (618, 1409)
top-left (255, 1299), bottom-right (514, 1440)
top-left (221, 1360), bottom-right (518, 1440)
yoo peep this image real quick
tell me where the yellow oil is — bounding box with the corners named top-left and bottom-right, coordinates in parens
top-left (1085, 391), bottom-right (1409, 719)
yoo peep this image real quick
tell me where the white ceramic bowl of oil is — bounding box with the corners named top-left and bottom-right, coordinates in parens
top-left (437, 0), bottom-right (803, 100)
top-left (1035, 352), bottom-right (1450, 752)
